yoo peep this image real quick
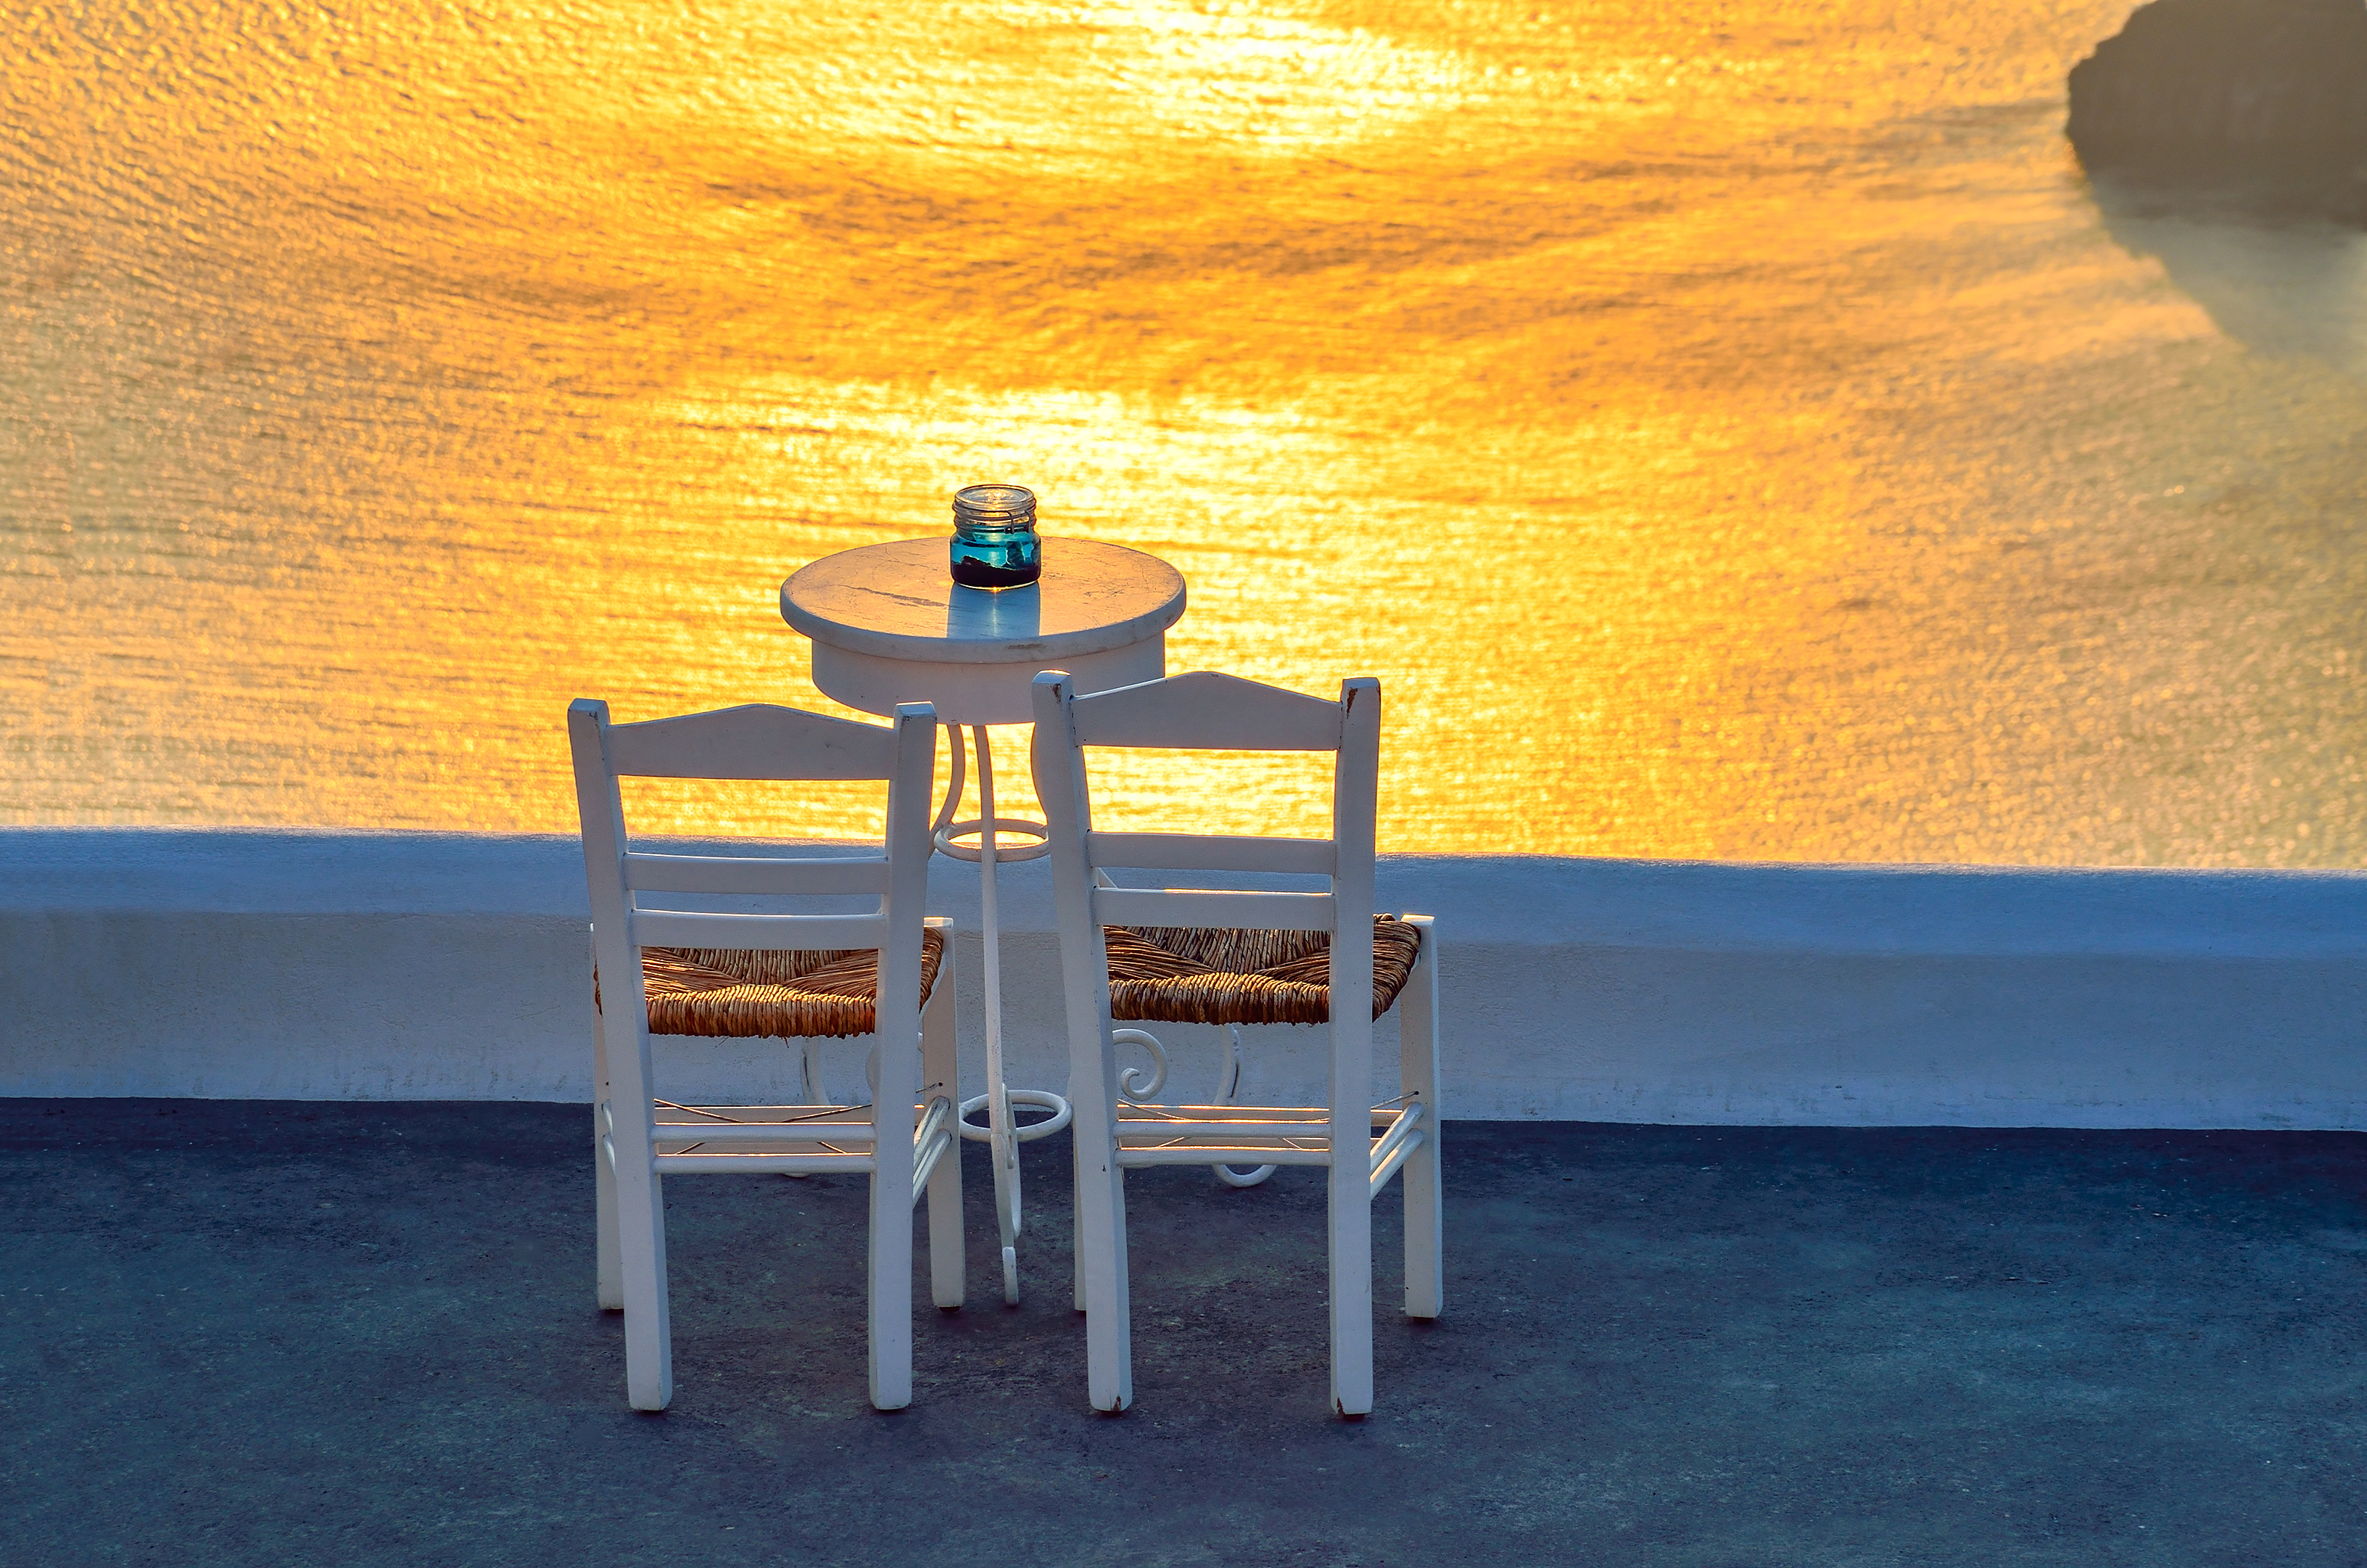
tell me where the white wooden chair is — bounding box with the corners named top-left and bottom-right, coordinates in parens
top-left (569, 697), bottom-right (962, 1413)
top-left (1030, 669), bottom-right (1442, 1416)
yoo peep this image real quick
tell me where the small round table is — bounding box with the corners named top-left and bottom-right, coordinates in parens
top-left (781, 535), bottom-right (1188, 1304)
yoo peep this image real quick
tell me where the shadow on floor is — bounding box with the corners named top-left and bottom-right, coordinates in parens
top-left (2, 1101), bottom-right (2363, 1566)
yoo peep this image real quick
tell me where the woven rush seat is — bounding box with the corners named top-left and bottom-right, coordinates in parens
top-left (611, 928), bottom-right (945, 1040)
top-left (1103, 915), bottom-right (1419, 1026)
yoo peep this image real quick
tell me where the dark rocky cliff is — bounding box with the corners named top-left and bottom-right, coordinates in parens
top-left (2067, 0), bottom-right (2367, 181)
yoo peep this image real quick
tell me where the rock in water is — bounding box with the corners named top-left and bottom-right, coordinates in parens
top-left (2067, 0), bottom-right (2367, 181)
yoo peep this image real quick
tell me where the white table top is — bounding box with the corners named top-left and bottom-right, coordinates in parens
top-left (780, 537), bottom-right (1186, 667)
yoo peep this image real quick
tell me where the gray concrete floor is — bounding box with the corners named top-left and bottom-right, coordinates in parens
top-left (3, 1102), bottom-right (2364, 1567)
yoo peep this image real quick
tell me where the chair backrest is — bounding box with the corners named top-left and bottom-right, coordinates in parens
top-left (1030, 669), bottom-right (1380, 1065)
top-left (1031, 667), bottom-right (1376, 917)
top-left (568, 698), bottom-right (938, 1050)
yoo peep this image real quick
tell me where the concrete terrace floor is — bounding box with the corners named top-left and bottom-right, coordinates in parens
top-left (4, 1103), bottom-right (2365, 1567)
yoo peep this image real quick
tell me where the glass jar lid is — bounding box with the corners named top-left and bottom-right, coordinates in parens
top-left (952, 484), bottom-right (1037, 527)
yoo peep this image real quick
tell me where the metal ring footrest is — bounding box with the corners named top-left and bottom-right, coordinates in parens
top-left (958, 1089), bottom-right (1073, 1142)
top-left (933, 817), bottom-right (1051, 864)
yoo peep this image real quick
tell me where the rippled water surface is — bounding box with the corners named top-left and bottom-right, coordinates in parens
top-left (7, 0), bottom-right (2366, 860)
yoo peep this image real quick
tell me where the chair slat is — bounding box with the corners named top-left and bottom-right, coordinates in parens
top-left (1116, 1118), bottom-right (1329, 1138)
top-left (629, 909), bottom-right (888, 951)
top-left (650, 1120), bottom-right (878, 1144)
top-left (1117, 1102), bottom-right (1334, 1123)
top-left (1116, 1145), bottom-right (1334, 1168)
top-left (653, 1102), bottom-right (864, 1119)
top-left (653, 1152), bottom-right (877, 1173)
top-left (1086, 831), bottom-right (1333, 875)
top-left (624, 851), bottom-right (892, 896)
top-left (606, 703), bottom-right (899, 780)
top-left (1091, 887), bottom-right (1337, 932)
top-left (1070, 671), bottom-right (1342, 751)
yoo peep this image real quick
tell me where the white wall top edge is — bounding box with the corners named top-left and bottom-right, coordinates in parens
top-left (4, 827), bottom-right (2366, 960)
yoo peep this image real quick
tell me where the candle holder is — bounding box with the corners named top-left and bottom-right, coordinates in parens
top-left (949, 484), bottom-right (1041, 589)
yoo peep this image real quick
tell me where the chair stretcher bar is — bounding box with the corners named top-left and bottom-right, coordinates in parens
top-left (1117, 1144), bottom-right (1336, 1168)
top-left (1111, 1099), bottom-right (1429, 1196)
top-left (651, 1121), bottom-right (877, 1146)
top-left (656, 1152), bottom-right (877, 1173)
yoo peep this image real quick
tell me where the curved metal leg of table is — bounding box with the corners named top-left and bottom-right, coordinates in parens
top-left (1211, 1023), bottom-right (1278, 1188)
top-left (936, 724), bottom-right (1070, 1306)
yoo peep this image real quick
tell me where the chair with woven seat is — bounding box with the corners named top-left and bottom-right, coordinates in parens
top-left (571, 696), bottom-right (961, 1414)
top-left (1030, 668), bottom-right (1442, 1417)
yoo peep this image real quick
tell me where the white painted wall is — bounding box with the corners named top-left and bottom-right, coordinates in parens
top-left (4, 828), bottom-right (2363, 1127)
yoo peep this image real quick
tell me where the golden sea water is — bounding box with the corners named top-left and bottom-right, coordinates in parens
top-left (5, 0), bottom-right (2366, 860)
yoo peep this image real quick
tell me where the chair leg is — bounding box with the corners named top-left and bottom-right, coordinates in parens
top-left (867, 1044), bottom-right (918, 1412)
top-left (921, 946), bottom-right (964, 1311)
top-left (600, 989), bottom-right (672, 1411)
top-left (867, 1184), bottom-right (915, 1410)
top-left (593, 1011), bottom-right (624, 1313)
top-left (1329, 1148), bottom-right (1375, 1417)
top-left (1075, 1096), bottom-right (1133, 1411)
top-left (925, 1148), bottom-right (964, 1311)
top-left (1073, 1135), bottom-right (1087, 1313)
top-left (614, 1156), bottom-right (673, 1411)
top-left (1400, 917), bottom-right (1443, 1320)
top-left (1329, 995), bottom-right (1376, 1416)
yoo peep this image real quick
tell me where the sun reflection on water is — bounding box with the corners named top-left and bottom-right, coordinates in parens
top-left (4, 0), bottom-right (2365, 864)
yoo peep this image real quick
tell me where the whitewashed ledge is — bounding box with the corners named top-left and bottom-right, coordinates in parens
top-left (4, 827), bottom-right (2366, 1128)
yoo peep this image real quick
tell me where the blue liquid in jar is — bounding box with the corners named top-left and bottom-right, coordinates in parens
top-left (950, 483), bottom-right (1041, 588)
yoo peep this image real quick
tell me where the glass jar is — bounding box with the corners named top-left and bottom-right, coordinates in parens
top-left (949, 483), bottom-right (1042, 589)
